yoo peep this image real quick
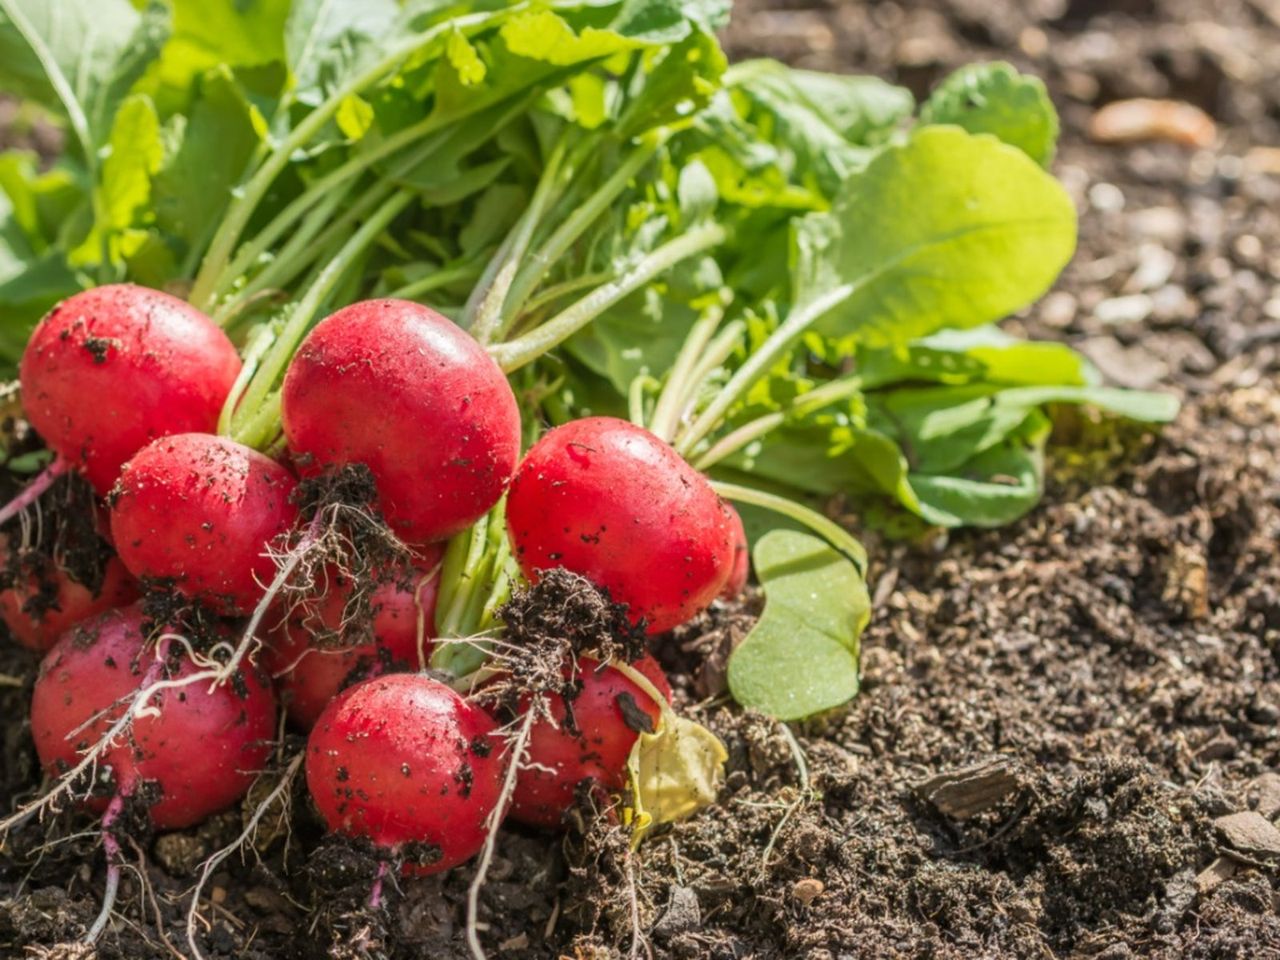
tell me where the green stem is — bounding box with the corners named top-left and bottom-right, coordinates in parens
top-left (489, 222), bottom-right (728, 373)
top-left (691, 375), bottom-right (864, 471)
top-left (497, 132), bottom-right (666, 334)
top-left (648, 305), bottom-right (724, 442)
top-left (385, 259), bottom-right (483, 301)
top-left (669, 319), bottom-right (746, 441)
top-left (519, 270), bottom-right (613, 318)
top-left (231, 191), bottom-right (414, 438)
top-left (467, 139), bottom-right (569, 344)
top-left (711, 480), bottom-right (867, 573)
top-left (217, 323), bottom-right (279, 436)
top-left (628, 375), bottom-right (660, 427)
top-left (189, 8), bottom-right (507, 311)
top-left (675, 286), bottom-right (853, 457)
top-left (211, 183), bottom-right (355, 326)
top-left (232, 391), bottom-right (283, 451)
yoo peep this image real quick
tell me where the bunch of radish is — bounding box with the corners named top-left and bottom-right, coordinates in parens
top-left (0, 284), bottom-right (745, 901)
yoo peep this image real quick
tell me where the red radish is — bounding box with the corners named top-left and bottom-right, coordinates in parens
top-left (506, 417), bottom-right (734, 634)
top-left (306, 673), bottom-right (504, 874)
top-left (30, 604), bottom-right (276, 829)
top-left (267, 556), bottom-right (442, 729)
top-left (510, 654), bottom-right (671, 829)
top-left (720, 503), bottom-right (750, 600)
top-left (281, 300), bottom-right (521, 546)
top-left (17, 285), bottom-right (240, 497)
top-left (0, 554), bottom-right (137, 653)
top-left (109, 434), bottom-right (299, 614)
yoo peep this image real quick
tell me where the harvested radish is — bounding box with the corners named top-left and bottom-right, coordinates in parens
top-left (281, 300), bottom-right (521, 545)
top-left (306, 673), bottom-right (504, 874)
top-left (17, 285), bottom-right (240, 496)
top-left (510, 654), bottom-right (671, 829)
top-left (0, 553), bottom-right (137, 653)
top-left (506, 417), bottom-right (734, 634)
top-left (268, 556), bottom-right (442, 729)
top-left (30, 604), bottom-right (276, 829)
top-left (720, 503), bottom-right (750, 599)
top-left (109, 434), bottom-right (299, 614)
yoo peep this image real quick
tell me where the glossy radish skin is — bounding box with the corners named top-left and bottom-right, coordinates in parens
top-left (306, 674), bottom-right (504, 874)
top-left (511, 655), bottom-right (671, 829)
top-left (0, 554), bottom-right (138, 652)
top-left (506, 418), bottom-right (734, 634)
top-left (281, 300), bottom-right (521, 545)
top-left (268, 557), bottom-right (442, 729)
top-left (30, 604), bottom-right (276, 829)
top-left (720, 503), bottom-right (750, 600)
top-left (19, 285), bottom-right (241, 495)
top-left (110, 434), bottom-right (299, 614)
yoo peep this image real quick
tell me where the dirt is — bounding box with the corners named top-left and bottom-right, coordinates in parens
top-left (4, 0), bottom-right (1280, 957)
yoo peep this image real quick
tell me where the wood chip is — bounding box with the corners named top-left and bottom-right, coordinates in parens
top-left (498, 933), bottom-right (530, 952)
top-left (913, 759), bottom-right (1022, 819)
top-left (1089, 99), bottom-right (1217, 148)
top-left (1196, 856), bottom-right (1239, 894)
top-left (1250, 773), bottom-right (1280, 820)
top-left (1215, 811), bottom-right (1280, 859)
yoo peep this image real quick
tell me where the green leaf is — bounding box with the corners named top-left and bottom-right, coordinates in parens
top-left (500, 9), bottom-right (640, 65)
top-left (920, 62), bottom-right (1059, 167)
top-left (152, 67), bottom-right (263, 252)
top-left (871, 382), bottom-right (1178, 475)
top-left (100, 94), bottom-right (163, 230)
top-left (909, 410), bottom-right (1050, 527)
top-left (163, 0), bottom-right (290, 82)
top-left (727, 59), bottom-right (914, 146)
top-left (285, 0), bottom-right (399, 96)
top-left (335, 93), bottom-right (375, 140)
top-left (727, 529), bottom-right (869, 720)
top-left (795, 125), bottom-right (1077, 346)
top-left (0, 0), bottom-right (167, 153)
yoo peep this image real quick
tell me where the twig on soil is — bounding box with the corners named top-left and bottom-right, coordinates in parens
top-left (758, 723), bottom-right (813, 881)
top-left (185, 752), bottom-right (305, 960)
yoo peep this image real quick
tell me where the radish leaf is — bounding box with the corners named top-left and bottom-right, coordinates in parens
top-left (727, 529), bottom-right (870, 721)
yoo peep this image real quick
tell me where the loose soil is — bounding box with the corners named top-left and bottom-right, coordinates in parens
top-left (4, 0), bottom-right (1280, 957)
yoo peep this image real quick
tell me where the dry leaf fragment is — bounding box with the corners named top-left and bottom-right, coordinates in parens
top-left (1089, 99), bottom-right (1216, 148)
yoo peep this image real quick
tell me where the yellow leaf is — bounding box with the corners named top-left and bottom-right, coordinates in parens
top-left (335, 94), bottom-right (375, 141)
top-left (446, 28), bottom-right (486, 86)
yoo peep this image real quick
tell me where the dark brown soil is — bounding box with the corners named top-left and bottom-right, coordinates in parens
top-left (4, 0), bottom-right (1280, 957)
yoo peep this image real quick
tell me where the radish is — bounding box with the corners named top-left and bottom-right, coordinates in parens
top-left (281, 300), bottom-right (521, 546)
top-left (14, 285), bottom-right (240, 501)
top-left (0, 553), bottom-right (137, 653)
top-left (510, 654), bottom-right (671, 829)
top-left (30, 603), bottom-right (277, 829)
top-left (506, 417), bottom-right (734, 634)
top-left (109, 434), bottom-right (300, 614)
top-left (267, 555), bottom-right (442, 729)
top-left (306, 673), bottom-right (504, 874)
top-left (720, 503), bottom-right (750, 600)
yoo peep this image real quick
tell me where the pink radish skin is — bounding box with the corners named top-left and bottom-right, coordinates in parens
top-left (720, 503), bottom-right (750, 600)
top-left (19, 285), bottom-right (241, 495)
top-left (30, 604), bottom-right (276, 829)
top-left (510, 655), bottom-right (671, 829)
top-left (281, 300), bottom-right (521, 546)
top-left (506, 417), bottom-right (734, 634)
top-left (109, 434), bottom-right (299, 614)
top-left (267, 555), bottom-right (442, 730)
top-left (0, 554), bottom-right (138, 653)
top-left (306, 673), bottom-right (504, 874)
